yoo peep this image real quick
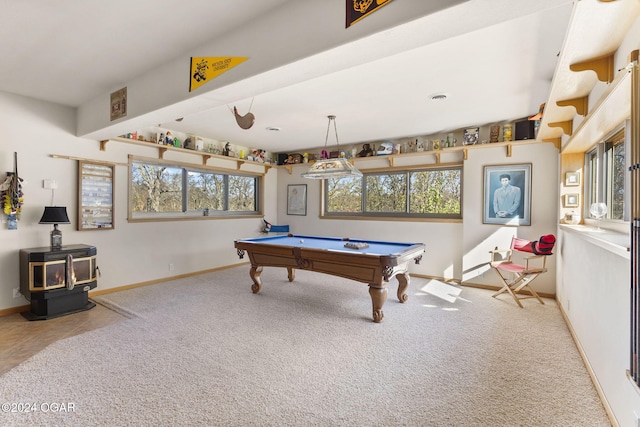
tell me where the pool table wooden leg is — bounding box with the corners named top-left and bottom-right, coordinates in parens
top-left (368, 285), bottom-right (388, 323)
top-left (249, 265), bottom-right (263, 293)
top-left (396, 271), bottom-right (409, 303)
top-left (287, 267), bottom-right (295, 282)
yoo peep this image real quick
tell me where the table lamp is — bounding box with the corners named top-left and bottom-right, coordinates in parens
top-left (39, 206), bottom-right (70, 250)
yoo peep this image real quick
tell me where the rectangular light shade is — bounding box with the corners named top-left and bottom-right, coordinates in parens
top-left (301, 158), bottom-right (363, 180)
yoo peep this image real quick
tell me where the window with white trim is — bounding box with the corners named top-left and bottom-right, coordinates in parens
top-left (584, 126), bottom-right (629, 222)
top-left (323, 165), bottom-right (462, 219)
top-left (129, 158), bottom-right (261, 219)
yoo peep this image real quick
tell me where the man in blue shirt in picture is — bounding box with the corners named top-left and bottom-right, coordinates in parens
top-left (493, 174), bottom-right (521, 218)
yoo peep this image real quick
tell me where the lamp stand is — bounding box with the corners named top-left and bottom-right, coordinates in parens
top-left (50, 224), bottom-right (62, 250)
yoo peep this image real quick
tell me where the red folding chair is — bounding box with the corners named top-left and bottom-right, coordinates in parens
top-left (489, 235), bottom-right (555, 307)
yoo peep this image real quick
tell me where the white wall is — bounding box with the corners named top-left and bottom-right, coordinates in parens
top-left (0, 90), bottom-right (277, 310)
top-left (461, 142), bottom-right (559, 295)
top-left (557, 228), bottom-right (638, 426)
top-left (274, 141), bottom-right (560, 289)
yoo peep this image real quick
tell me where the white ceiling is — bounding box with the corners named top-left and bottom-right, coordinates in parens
top-left (0, 0), bottom-right (574, 154)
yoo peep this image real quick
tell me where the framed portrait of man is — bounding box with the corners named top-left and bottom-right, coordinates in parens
top-left (483, 163), bottom-right (531, 226)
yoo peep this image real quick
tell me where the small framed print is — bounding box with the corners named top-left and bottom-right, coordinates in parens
top-left (564, 193), bottom-right (580, 208)
top-left (565, 171), bottom-right (580, 186)
top-left (110, 87), bottom-right (127, 121)
top-left (287, 184), bottom-right (307, 216)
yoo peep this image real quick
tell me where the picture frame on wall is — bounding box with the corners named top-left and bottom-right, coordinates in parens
top-left (483, 163), bottom-right (531, 226)
top-left (287, 184), bottom-right (307, 216)
top-left (78, 160), bottom-right (114, 230)
top-left (565, 171), bottom-right (580, 186)
top-left (564, 193), bottom-right (580, 208)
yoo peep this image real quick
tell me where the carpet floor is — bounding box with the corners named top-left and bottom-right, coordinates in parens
top-left (0, 266), bottom-right (610, 426)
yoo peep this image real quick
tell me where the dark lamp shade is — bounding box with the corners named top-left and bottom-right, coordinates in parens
top-left (39, 206), bottom-right (71, 224)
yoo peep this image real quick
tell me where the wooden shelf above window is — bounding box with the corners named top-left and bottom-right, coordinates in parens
top-left (279, 139), bottom-right (547, 173)
top-left (100, 137), bottom-right (275, 171)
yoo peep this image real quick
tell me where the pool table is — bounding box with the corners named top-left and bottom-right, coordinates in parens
top-left (234, 234), bottom-right (425, 322)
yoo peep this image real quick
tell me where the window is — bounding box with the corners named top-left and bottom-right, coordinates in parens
top-left (585, 126), bottom-right (628, 222)
top-left (130, 158), bottom-right (261, 219)
top-left (323, 166), bottom-right (462, 219)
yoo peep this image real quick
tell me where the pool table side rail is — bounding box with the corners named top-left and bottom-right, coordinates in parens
top-left (236, 234), bottom-right (423, 257)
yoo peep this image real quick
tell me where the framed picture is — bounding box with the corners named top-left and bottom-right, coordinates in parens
top-left (78, 161), bottom-right (114, 230)
top-left (564, 193), bottom-right (580, 208)
top-left (483, 164), bottom-right (531, 226)
top-left (287, 184), bottom-right (307, 216)
top-left (565, 171), bottom-right (580, 186)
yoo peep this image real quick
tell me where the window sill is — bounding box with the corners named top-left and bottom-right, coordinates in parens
top-left (559, 223), bottom-right (630, 259)
top-left (128, 213), bottom-right (262, 222)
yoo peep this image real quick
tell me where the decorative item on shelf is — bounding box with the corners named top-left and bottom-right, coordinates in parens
top-left (164, 131), bottom-right (174, 146)
top-left (1, 152), bottom-right (24, 229)
top-left (357, 143), bottom-right (373, 157)
top-left (432, 139), bottom-right (441, 150)
top-left (502, 123), bottom-right (513, 141)
top-left (301, 115), bottom-right (363, 180)
top-left (284, 153), bottom-right (302, 164)
top-left (39, 206), bottom-right (71, 250)
top-left (528, 103), bottom-right (545, 121)
top-left (589, 202), bottom-right (607, 229)
top-left (515, 119), bottom-right (536, 140)
top-left (447, 133), bottom-right (457, 147)
top-left (463, 127), bottom-right (479, 145)
top-left (563, 211), bottom-right (580, 225)
top-left (490, 125), bottom-right (500, 143)
top-left (377, 142), bottom-right (393, 155)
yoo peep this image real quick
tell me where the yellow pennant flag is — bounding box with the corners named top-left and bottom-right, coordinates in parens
top-left (189, 56), bottom-right (248, 92)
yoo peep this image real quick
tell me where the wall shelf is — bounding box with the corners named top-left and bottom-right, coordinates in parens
top-left (100, 137), bottom-right (275, 172)
top-left (279, 139), bottom-right (547, 173)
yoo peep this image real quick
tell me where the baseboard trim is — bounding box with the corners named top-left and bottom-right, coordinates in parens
top-left (89, 262), bottom-right (250, 298)
top-left (0, 305), bottom-right (29, 318)
top-left (410, 274), bottom-right (555, 300)
top-left (0, 262), bottom-right (251, 318)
